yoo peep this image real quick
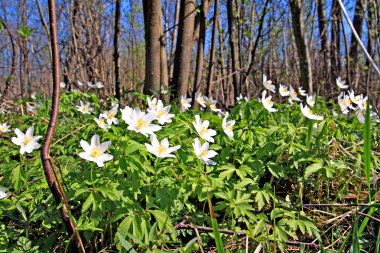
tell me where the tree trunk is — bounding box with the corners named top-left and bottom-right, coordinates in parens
top-left (317, 0), bottom-right (331, 95)
top-left (330, 0), bottom-right (341, 82)
top-left (143, 0), bottom-right (162, 95)
top-left (206, 0), bottom-right (219, 97)
top-left (349, 0), bottom-right (365, 89)
top-left (289, 0), bottom-right (313, 94)
top-left (227, 0), bottom-right (241, 103)
top-left (172, 0), bottom-right (196, 98)
top-left (114, 0), bottom-right (121, 100)
top-left (192, 0), bottom-right (207, 107)
top-left (365, 0), bottom-right (376, 94)
top-left (159, 10), bottom-right (169, 103)
top-left (169, 0), bottom-right (180, 79)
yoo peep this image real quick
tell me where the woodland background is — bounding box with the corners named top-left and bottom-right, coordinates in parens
top-left (0, 0), bottom-right (379, 106)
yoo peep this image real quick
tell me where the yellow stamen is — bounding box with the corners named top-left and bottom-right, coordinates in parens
top-left (199, 149), bottom-right (208, 158)
top-left (135, 118), bottom-right (147, 130)
top-left (157, 145), bottom-right (167, 156)
top-left (108, 112), bottom-right (115, 119)
top-left (22, 137), bottom-right (32, 146)
top-left (199, 126), bottom-right (208, 136)
top-left (157, 110), bottom-right (165, 118)
top-left (90, 147), bottom-right (102, 158)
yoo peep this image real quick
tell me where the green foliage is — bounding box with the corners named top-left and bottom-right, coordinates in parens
top-left (0, 91), bottom-right (378, 251)
top-left (16, 25), bottom-right (33, 39)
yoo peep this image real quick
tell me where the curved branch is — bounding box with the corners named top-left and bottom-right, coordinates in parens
top-left (41, 0), bottom-right (85, 252)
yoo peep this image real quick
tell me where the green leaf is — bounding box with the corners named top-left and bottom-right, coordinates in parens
top-left (82, 193), bottom-right (94, 213)
top-left (116, 232), bottom-right (137, 253)
top-left (207, 192), bottom-right (225, 253)
top-left (304, 162), bottom-right (323, 179)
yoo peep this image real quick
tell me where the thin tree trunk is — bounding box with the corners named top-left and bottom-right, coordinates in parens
top-left (114, 0), bottom-right (121, 100)
top-left (217, 16), bottom-right (227, 107)
top-left (169, 0), bottom-right (180, 79)
top-left (349, 0), bottom-right (365, 89)
top-left (192, 0), bottom-right (207, 107)
top-left (289, 0), bottom-right (313, 94)
top-left (331, 0), bottom-right (341, 82)
top-left (159, 9), bottom-right (169, 103)
top-left (206, 0), bottom-right (219, 97)
top-left (365, 0), bottom-right (376, 94)
top-left (317, 0), bottom-right (331, 94)
top-left (227, 0), bottom-right (241, 103)
top-left (172, 0), bottom-right (196, 98)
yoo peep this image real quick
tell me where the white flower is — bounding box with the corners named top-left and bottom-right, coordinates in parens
top-left (11, 126), bottom-right (42, 154)
top-left (101, 106), bottom-right (119, 125)
top-left (76, 101), bottom-right (94, 114)
top-left (195, 93), bottom-right (207, 108)
top-left (87, 82), bottom-right (96, 88)
top-left (298, 87), bottom-right (307, 96)
top-left (180, 95), bottom-right (192, 111)
top-left (336, 77), bottom-right (349, 89)
top-left (148, 100), bottom-right (174, 125)
top-left (356, 109), bottom-right (365, 124)
top-left (279, 84), bottom-right (290, 97)
top-left (300, 104), bottom-right (323, 120)
top-left (348, 90), bottom-right (363, 105)
top-left (236, 94), bottom-right (249, 102)
top-left (160, 85), bottom-right (169, 95)
top-left (120, 106), bottom-right (133, 124)
top-left (263, 74), bottom-right (276, 93)
top-left (27, 101), bottom-right (42, 113)
top-left (124, 107), bottom-right (161, 136)
top-left (0, 122), bottom-right (10, 133)
top-left (147, 97), bottom-right (158, 111)
top-left (338, 92), bottom-right (351, 114)
top-left (210, 103), bottom-right (222, 113)
top-left (145, 135), bottom-right (180, 158)
top-left (222, 112), bottom-right (235, 140)
top-left (289, 85), bottom-right (302, 102)
top-left (306, 93), bottom-right (316, 107)
top-left (0, 188), bottom-right (7, 199)
top-left (205, 97), bottom-right (217, 108)
top-left (60, 82), bottom-right (66, 88)
top-left (357, 96), bottom-right (370, 111)
top-left (94, 116), bottom-right (111, 131)
top-left (95, 81), bottom-right (104, 88)
top-left (192, 138), bottom-right (218, 165)
top-left (261, 90), bottom-right (277, 112)
top-left (193, 115), bottom-right (217, 143)
top-left (79, 135), bottom-right (113, 167)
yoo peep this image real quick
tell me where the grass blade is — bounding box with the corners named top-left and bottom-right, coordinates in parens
top-left (207, 192), bottom-right (225, 253)
top-left (363, 99), bottom-right (371, 191)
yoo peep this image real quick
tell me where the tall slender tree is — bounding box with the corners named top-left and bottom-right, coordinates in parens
top-left (206, 0), bottom-right (219, 97)
top-left (289, 0), bottom-right (313, 94)
top-left (172, 0), bottom-right (196, 98)
top-left (227, 0), bottom-right (241, 102)
top-left (192, 0), bottom-right (207, 106)
top-left (114, 0), bottom-right (121, 100)
top-left (349, 0), bottom-right (365, 89)
top-left (317, 0), bottom-right (331, 92)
